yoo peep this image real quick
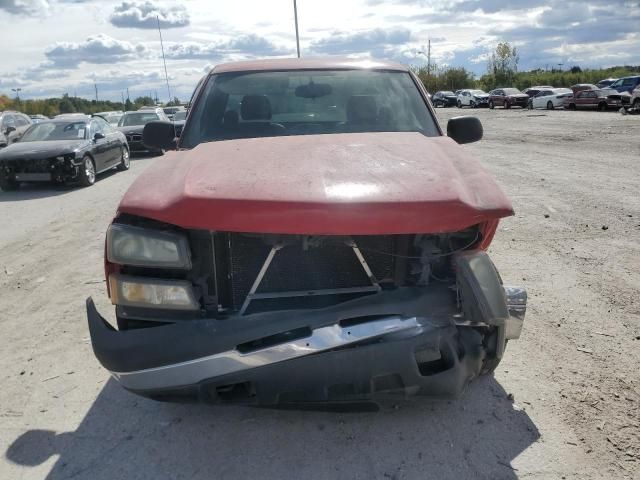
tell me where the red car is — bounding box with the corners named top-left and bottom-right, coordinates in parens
top-left (488, 88), bottom-right (530, 109)
top-left (565, 89), bottom-right (624, 111)
top-left (87, 58), bottom-right (527, 405)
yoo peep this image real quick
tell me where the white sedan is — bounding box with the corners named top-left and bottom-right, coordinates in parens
top-left (529, 88), bottom-right (573, 110)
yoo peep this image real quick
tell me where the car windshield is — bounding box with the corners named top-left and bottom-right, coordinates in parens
top-left (181, 69), bottom-right (439, 147)
top-left (20, 121), bottom-right (87, 141)
top-left (173, 111), bottom-right (187, 121)
top-left (470, 90), bottom-right (486, 95)
top-left (441, 91), bottom-right (454, 96)
top-left (119, 112), bottom-right (159, 126)
top-left (503, 88), bottom-right (521, 95)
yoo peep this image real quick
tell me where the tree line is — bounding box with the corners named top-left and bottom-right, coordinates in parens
top-left (0, 93), bottom-right (183, 117)
top-left (415, 42), bottom-right (640, 93)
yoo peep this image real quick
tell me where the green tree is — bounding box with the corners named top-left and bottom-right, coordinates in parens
top-left (58, 95), bottom-right (75, 113)
top-left (485, 42), bottom-right (520, 89)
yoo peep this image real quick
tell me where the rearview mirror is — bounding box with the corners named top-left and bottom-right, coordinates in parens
top-left (143, 121), bottom-right (177, 150)
top-left (447, 116), bottom-right (483, 144)
top-left (93, 132), bottom-right (105, 141)
top-left (5, 126), bottom-right (16, 135)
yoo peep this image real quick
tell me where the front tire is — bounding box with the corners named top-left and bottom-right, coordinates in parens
top-left (116, 146), bottom-right (130, 171)
top-left (568, 103), bottom-right (576, 110)
top-left (489, 100), bottom-right (494, 109)
top-left (598, 102), bottom-right (607, 112)
top-left (633, 99), bottom-right (640, 110)
top-left (528, 101), bottom-right (533, 110)
top-left (457, 100), bottom-right (462, 108)
top-left (0, 175), bottom-right (19, 191)
top-left (546, 101), bottom-right (554, 110)
top-left (470, 100), bottom-right (476, 108)
top-left (78, 155), bottom-right (96, 187)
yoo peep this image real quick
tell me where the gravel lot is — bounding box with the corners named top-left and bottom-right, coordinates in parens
top-left (0, 108), bottom-right (638, 480)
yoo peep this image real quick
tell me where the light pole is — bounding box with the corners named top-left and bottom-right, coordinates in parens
top-left (11, 88), bottom-right (22, 101)
top-left (557, 63), bottom-right (564, 71)
top-left (293, 0), bottom-right (301, 58)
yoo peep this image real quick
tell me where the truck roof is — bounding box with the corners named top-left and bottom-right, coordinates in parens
top-left (210, 57), bottom-right (409, 74)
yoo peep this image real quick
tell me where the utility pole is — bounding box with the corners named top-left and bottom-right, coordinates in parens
top-left (121, 91), bottom-right (125, 107)
top-left (293, 0), bottom-right (300, 58)
top-left (11, 87), bottom-right (22, 101)
top-left (427, 38), bottom-right (431, 78)
top-left (126, 87), bottom-right (130, 102)
top-left (157, 15), bottom-right (172, 102)
top-left (94, 83), bottom-right (98, 102)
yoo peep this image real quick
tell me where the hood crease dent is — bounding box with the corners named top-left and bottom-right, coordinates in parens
top-left (118, 132), bottom-right (514, 235)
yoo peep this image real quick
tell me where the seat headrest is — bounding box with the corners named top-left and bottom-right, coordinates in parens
top-left (347, 95), bottom-right (378, 124)
top-left (241, 95), bottom-right (272, 121)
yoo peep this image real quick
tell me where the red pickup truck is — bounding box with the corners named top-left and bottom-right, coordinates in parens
top-left (87, 58), bottom-right (526, 406)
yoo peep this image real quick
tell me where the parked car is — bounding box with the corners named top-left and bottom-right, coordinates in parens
top-left (596, 78), bottom-right (617, 88)
top-left (608, 75), bottom-right (640, 94)
top-left (523, 86), bottom-right (554, 98)
top-left (117, 110), bottom-right (169, 155)
top-left (95, 111), bottom-right (123, 126)
top-left (431, 91), bottom-right (458, 107)
top-left (0, 111), bottom-right (32, 148)
top-left (163, 106), bottom-right (186, 120)
top-left (0, 116), bottom-right (129, 191)
top-left (171, 109), bottom-right (187, 137)
top-left (570, 84), bottom-right (597, 96)
top-left (528, 88), bottom-right (573, 110)
top-left (564, 89), bottom-right (625, 111)
top-left (488, 88), bottom-right (529, 109)
top-left (457, 89), bottom-right (489, 108)
top-left (631, 86), bottom-right (640, 110)
top-left (29, 114), bottom-right (49, 124)
top-left (87, 58), bottom-right (527, 405)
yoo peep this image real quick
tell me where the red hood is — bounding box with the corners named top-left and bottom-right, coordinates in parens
top-left (118, 132), bottom-right (513, 235)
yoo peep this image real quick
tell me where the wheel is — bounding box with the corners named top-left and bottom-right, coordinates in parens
top-left (480, 330), bottom-right (508, 375)
top-left (598, 102), bottom-right (607, 112)
top-left (633, 99), bottom-right (640, 110)
top-left (569, 103), bottom-right (576, 110)
top-left (505, 101), bottom-right (511, 109)
top-left (489, 100), bottom-right (494, 109)
top-left (116, 146), bottom-right (130, 171)
top-left (78, 155), bottom-right (96, 187)
top-left (457, 100), bottom-right (462, 108)
top-left (546, 101), bottom-right (554, 110)
top-left (527, 101), bottom-right (533, 110)
top-left (0, 175), bottom-right (19, 191)
top-left (470, 100), bottom-right (476, 108)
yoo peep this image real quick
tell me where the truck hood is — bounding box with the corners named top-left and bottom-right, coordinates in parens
top-left (118, 132), bottom-right (514, 235)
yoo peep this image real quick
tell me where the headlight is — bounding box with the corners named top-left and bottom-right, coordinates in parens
top-left (106, 224), bottom-right (192, 269)
top-left (109, 274), bottom-right (199, 310)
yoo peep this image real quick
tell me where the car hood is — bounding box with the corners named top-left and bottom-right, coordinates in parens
top-left (118, 132), bottom-right (514, 235)
top-left (472, 93), bottom-right (489, 98)
top-left (507, 94), bottom-right (529, 99)
top-left (0, 140), bottom-right (88, 160)
top-left (118, 125), bottom-right (145, 134)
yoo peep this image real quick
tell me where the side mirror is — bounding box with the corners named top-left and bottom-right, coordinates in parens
top-left (447, 116), bottom-right (483, 145)
top-left (93, 132), bottom-right (105, 141)
top-left (143, 121), bottom-right (177, 150)
top-left (5, 126), bottom-right (16, 135)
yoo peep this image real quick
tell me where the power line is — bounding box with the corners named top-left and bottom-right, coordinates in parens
top-left (157, 15), bottom-right (172, 102)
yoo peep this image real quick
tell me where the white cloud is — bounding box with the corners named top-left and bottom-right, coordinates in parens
top-left (110, 1), bottom-right (189, 29)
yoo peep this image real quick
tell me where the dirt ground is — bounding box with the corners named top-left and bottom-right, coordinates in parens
top-left (0, 108), bottom-right (638, 480)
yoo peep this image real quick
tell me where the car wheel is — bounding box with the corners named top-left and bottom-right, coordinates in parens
top-left (527, 101), bottom-right (533, 110)
top-left (569, 103), bottom-right (576, 110)
top-left (633, 99), bottom-right (640, 110)
top-left (489, 100), bottom-right (494, 109)
top-left (505, 101), bottom-right (511, 109)
top-left (0, 175), bottom-right (19, 191)
top-left (546, 101), bottom-right (554, 110)
top-left (78, 155), bottom-right (96, 187)
top-left (470, 100), bottom-right (476, 108)
top-left (116, 146), bottom-right (130, 171)
top-left (597, 102), bottom-right (607, 112)
top-left (457, 100), bottom-right (462, 108)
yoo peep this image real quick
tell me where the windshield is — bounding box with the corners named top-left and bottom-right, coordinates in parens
top-left (118, 112), bottom-right (160, 127)
top-left (503, 88), bottom-right (521, 95)
top-left (173, 111), bottom-right (187, 121)
top-left (181, 69), bottom-right (439, 147)
top-left (471, 90), bottom-right (486, 95)
top-left (441, 91), bottom-right (454, 96)
top-left (20, 121), bottom-right (87, 142)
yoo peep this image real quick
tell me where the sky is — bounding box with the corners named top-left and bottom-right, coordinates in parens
top-left (0, 0), bottom-right (639, 102)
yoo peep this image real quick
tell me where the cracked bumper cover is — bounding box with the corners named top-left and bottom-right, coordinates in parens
top-left (86, 284), bottom-right (526, 404)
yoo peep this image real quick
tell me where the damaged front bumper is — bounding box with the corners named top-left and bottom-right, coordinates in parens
top-left (1, 156), bottom-right (82, 183)
top-left (87, 281), bottom-right (527, 405)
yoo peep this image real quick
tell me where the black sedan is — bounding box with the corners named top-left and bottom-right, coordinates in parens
top-left (0, 116), bottom-right (129, 191)
top-left (431, 91), bottom-right (458, 107)
top-left (117, 110), bottom-right (168, 155)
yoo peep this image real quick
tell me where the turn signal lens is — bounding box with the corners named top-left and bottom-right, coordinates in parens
top-left (109, 274), bottom-right (199, 310)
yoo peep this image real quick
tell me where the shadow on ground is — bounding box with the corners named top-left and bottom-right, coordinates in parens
top-left (0, 171), bottom-right (119, 202)
top-left (6, 376), bottom-right (538, 479)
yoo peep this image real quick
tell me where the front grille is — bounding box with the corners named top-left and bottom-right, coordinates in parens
top-left (226, 234), bottom-right (395, 313)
